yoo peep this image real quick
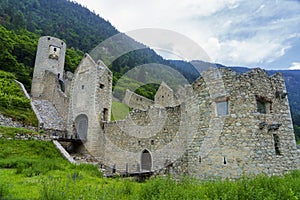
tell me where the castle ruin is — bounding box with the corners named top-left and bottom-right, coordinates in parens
top-left (31, 36), bottom-right (300, 179)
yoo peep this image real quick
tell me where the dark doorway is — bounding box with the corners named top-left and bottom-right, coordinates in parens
top-left (75, 114), bottom-right (88, 141)
top-left (141, 149), bottom-right (152, 171)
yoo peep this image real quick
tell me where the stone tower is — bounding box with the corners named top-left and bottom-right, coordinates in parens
top-left (31, 36), bottom-right (66, 98)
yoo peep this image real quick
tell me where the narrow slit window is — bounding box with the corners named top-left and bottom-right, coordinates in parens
top-left (223, 156), bottom-right (227, 164)
top-left (273, 134), bottom-right (281, 155)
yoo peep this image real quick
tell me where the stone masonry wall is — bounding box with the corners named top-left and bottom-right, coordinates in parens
top-left (103, 105), bottom-right (188, 173)
top-left (155, 82), bottom-right (179, 107)
top-left (67, 54), bottom-right (112, 159)
top-left (186, 68), bottom-right (299, 179)
top-left (39, 70), bottom-right (69, 123)
top-left (123, 89), bottom-right (154, 110)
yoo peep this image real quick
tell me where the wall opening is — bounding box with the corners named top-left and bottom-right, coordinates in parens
top-left (103, 108), bottom-right (109, 121)
top-left (223, 156), bottom-right (227, 164)
top-left (256, 96), bottom-right (272, 114)
top-left (48, 45), bottom-right (60, 60)
top-left (75, 114), bottom-right (88, 141)
top-left (257, 101), bottom-right (266, 114)
top-left (151, 139), bottom-right (154, 145)
top-left (273, 134), bottom-right (281, 155)
top-left (100, 84), bottom-right (104, 89)
top-left (141, 149), bottom-right (152, 171)
top-left (216, 101), bottom-right (228, 116)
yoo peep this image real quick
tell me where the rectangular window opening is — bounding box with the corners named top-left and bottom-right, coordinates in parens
top-left (151, 140), bottom-right (154, 145)
top-left (217, 101), bottom-right (228, 116)
top-left (257, 101), bottom-right (266, 114)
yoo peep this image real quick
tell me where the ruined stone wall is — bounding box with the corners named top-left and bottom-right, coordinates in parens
top-left (186, 68), bottom-right (299, 179)
top-left (30, 36), bottom-right (299, 179)
top-left (103, 105), bottom-right (188, 173)
top-left (67, 54), bottom-right (112, 159)
top-left (155, 82), bottom-right (179, 107)
top-left (39, 71), bottom-right (69, 123)
top-left (96, 59), bottom-right (113, 122)
top-left (123, 89), bottom-right (154, 110)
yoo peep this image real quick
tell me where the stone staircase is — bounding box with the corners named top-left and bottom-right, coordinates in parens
top-left (32, 99), bottom-right (66, 131)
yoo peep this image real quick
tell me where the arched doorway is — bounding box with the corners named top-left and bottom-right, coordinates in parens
top-left (75, 114), bottom-right (88, 141)
top-left (141, 149), bottom-right (152, 171)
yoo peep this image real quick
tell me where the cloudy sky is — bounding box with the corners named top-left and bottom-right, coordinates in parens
top-left (73, 0), bottom-right (300, 70)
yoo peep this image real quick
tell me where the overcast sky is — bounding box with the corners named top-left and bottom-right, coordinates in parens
top-left (73, 0), bottom-right (300, 70)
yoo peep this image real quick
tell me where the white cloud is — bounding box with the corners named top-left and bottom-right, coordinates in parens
top-left (288, 62), bottom-right (300, 70)
top-left (73, 0), bottom-right (300, 69)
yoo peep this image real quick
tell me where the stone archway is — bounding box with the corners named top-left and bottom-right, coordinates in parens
top-left (141, 149), bottom-right (152, 171)
top-left (75, 114), bottom-right (88, 141)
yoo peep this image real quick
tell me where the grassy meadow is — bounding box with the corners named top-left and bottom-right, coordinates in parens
top-left (0, 127), bottom-right (300, 200)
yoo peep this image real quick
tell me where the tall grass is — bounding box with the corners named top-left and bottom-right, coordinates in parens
top-left (36, 172), bottom-right (300, 200)
top-left (0, 138), bottom-right (299, 199)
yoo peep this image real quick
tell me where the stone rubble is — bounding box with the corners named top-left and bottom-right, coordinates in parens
top-left (32, 100), bottom-right (66, 131)
top-left (0, 113), bottom-right (37, 131)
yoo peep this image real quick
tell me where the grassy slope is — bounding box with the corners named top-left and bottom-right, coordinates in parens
top-left (0, 70), bottom-right (38, 126)
top-left (0, 127), bottom-right (300, 199)
top-left (111, 101), bottom-right (131, 121)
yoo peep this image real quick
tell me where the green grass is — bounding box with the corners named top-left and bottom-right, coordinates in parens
top-left (0, 127), bottom-right (300, 199)
top-left (0, 126), bottom-right (40, 138)
top-left (111, 101), bottom-right (131, 121)
top-left (0, 70), bottom-right (38, 126)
